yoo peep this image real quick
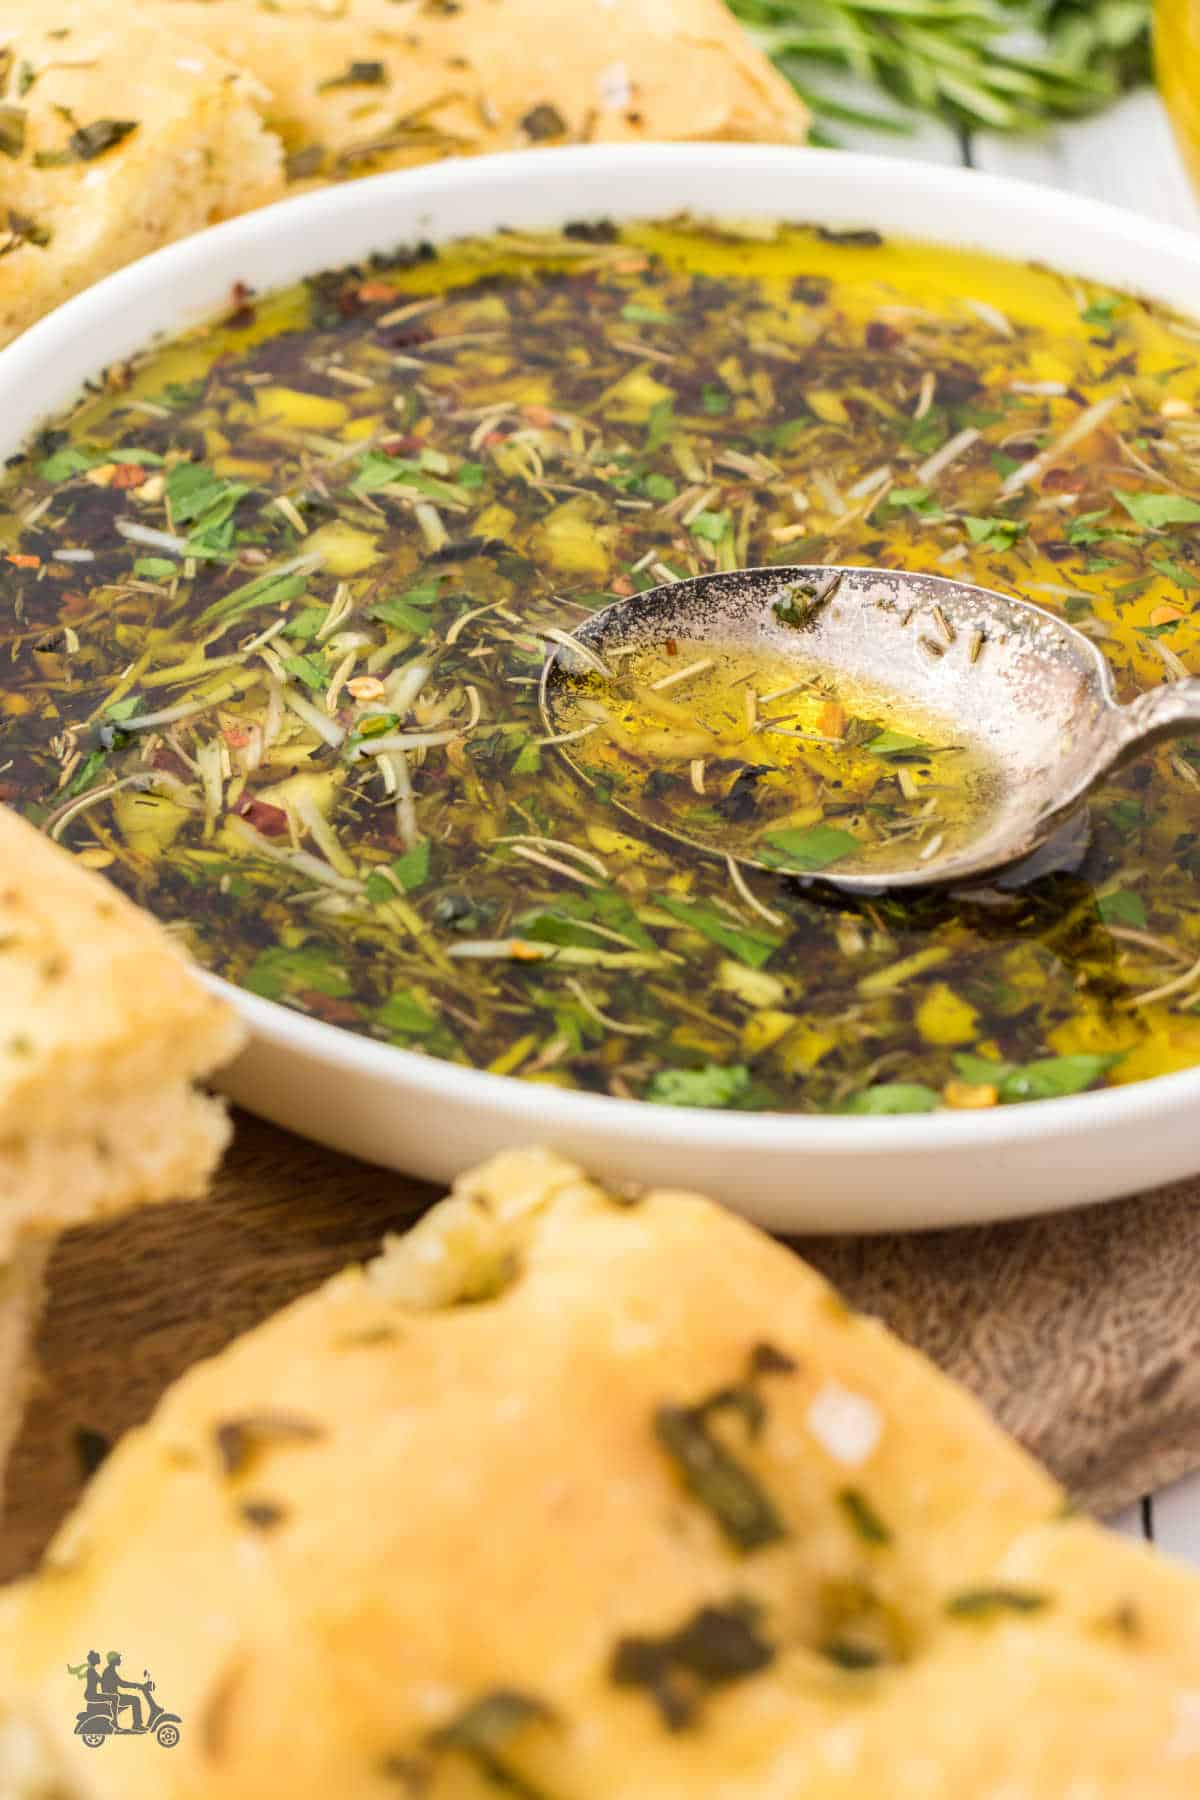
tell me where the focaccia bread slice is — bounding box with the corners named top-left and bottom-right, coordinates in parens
top-left (1, 1148), bottom-right (1198, 1798)
top-left (0, 1242), bottom-right (47, 1519)
top-left (151, 0), bottom-right (808, 183)
top-left (0, 805), bottom-right (244, 1246)
top-left (0, 804), bottom-right (244, 1510)
top-left (0, 2), bottom-right (284, 348)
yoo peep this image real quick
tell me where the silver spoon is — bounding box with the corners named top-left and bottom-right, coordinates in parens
top-left (539, 564), bottom-right (1200, 893)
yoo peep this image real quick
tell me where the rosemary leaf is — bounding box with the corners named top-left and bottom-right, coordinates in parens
top-left (727, 0), bottom-right (1151, 139)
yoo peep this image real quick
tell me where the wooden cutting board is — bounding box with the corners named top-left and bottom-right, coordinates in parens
top-left (5, 1108), bottom-right (1200, 1580)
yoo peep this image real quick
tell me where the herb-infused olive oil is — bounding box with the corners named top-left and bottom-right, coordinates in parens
top-left (552, 639), bottom-right (1003, 876)
top-left (1, 219), bottom-right (1198, 1115)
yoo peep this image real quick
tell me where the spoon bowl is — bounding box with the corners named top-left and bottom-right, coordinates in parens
top-left (540, 565), bottom-right (1200, 892)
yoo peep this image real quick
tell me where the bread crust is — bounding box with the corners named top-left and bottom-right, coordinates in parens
top-left (0, 0), bottom-right (803, 344)
top-left (0, 805), bottom-right (242, 1510)
top-left (0, 1241), bottom-right (47, 1513)
top-left (2, 1149), bottom-right (1198, 1797)
top-left (152, 0), bottom-right (808, 181)
top-left (0, 2), bottom-right (284, 348)
top-left (0, 1083), bottom-right (234, 1258)
top-left (0, 806), bottom-right (244, 1151)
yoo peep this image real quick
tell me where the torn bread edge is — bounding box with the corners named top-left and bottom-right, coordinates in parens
top-left (0, 806), bottom-right (245, 1518)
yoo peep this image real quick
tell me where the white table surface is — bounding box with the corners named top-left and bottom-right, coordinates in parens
top-left (831, 79), bottom-right (1200, 1566)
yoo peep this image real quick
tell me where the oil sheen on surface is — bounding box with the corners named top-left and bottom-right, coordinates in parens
top-left (0, 219), bottom-right (1198, 1117)
top-left (552, 640), bottom-right (1001, 877)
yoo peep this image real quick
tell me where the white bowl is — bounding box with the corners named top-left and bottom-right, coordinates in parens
top-left (5, 144), bottom-right (1200, 1233)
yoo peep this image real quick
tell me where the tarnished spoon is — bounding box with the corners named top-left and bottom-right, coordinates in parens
top-left (539, 564), bottom-right (1200, 893)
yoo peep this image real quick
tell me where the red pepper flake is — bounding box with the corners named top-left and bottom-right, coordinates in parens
top-left (236, 795), bottom-right (288, 837)
top-left (665, 637), bottom-right (678, 656)
top-left (223, 725), bottom-right (252, 749)
top-left (357, 280), bottom-right (395, 303)
top-left (482, 430), bottom-right (506, 449)
top-left (110, 462), bottom-right (149, 489)
top-left (866, 320), bottom-right (901, 350)
top-left (7, 553), bottom-right (40, 569)
top-left (298, 990), bottom-right (361, 1025)
top-left (227, 281), bottom-right (257, 330)
top-left (610, 575), bottom-right (635, 597)
top-left (1040, 467), bottom-right (1087, 494)
top-left (521, 404), bottom-right (555, 427)
top-left (151, 747), bottom-right (194, 781)
top-left (60, 590), bottom-right (91, 618)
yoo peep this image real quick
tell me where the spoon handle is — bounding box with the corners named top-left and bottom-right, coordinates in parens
top-left (1111, 678), bottom-right (1200, 767)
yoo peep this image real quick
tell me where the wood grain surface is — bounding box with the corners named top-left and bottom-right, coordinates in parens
top-left (4, 1108), bottom-right (1200, 1581)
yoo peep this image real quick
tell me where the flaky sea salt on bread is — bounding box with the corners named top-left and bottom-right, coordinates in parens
top-left (3, 1148), bottom-right (1200, 1796)
top-left (0, 1), bottom-right (284, 348)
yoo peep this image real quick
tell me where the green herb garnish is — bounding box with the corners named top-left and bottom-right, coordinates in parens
top-left (997, 1053), bottom-right (1121, 1102)
top-left (841, 1083), bottom-right (940, 1115)
top-left (71, 118), bottom-right (138, 159)
top-left (318, 61), bottom-right (389, 90)
top-left (945, 1586), bottom-right (1051, 1619)
top-left (1080, 294), bottom-right (1122, 329)
top-left (0, 105), bottom-right (26, 158)
top-left (760, 824), bottom-right (860, 873)
top-left (36, 119), bottom-right (137, 166)
top-left (963, 515), bottom-right (1027, 552)
top-left (283, 654), bottom-right (326, 692)
top-left (657, 896), bottom-right (780, 968)
top-left (611, 1598), bottom-right (775, 1731)
top-left (648, 1065), bottom-right (752, 1109)
top-left (621, 303), bottom-right (674, 325)
top-left (821, 1639), bottom-right (886, 1669)
top-left (282, 607), bottom-right (329, 641)
top-left (427, 1689), bottom-right (556, 1799)
top-left (1114, 490), bottom-right (1200, 530)
top-left (837, 1488), bottom-right (893, 1545)
top-left (688, 508), bottom-right (731, 542)
top-left (654, 1345), bottom-right (794, 1552)
top-left (1097, 889), bottom-right (1146, 928)
top-left (726, 0), bottom-right (1151, 140)
top-left (243, 946), bottom-right (351, 1003)
top-left (865, 730), bottom-right (931, 760)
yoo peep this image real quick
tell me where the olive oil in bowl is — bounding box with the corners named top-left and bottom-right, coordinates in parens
top-left (553, 638), bottom-right (1003, 879)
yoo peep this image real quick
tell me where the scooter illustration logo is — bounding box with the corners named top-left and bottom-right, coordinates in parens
top-left (66, 1650), bottom-right (183, 1751)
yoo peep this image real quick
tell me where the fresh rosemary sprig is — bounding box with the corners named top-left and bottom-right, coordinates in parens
top-left (728, 0), bottom-right (1152, 139)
